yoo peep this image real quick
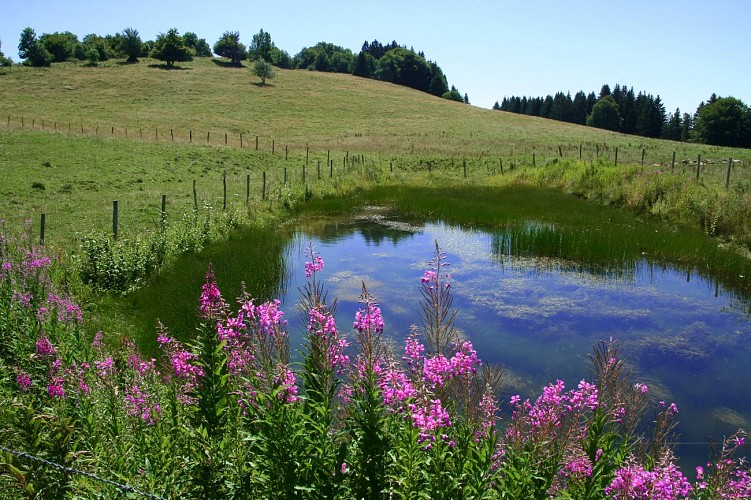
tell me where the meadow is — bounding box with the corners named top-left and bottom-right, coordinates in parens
top-left (1, 57), bottom-right (751, 497)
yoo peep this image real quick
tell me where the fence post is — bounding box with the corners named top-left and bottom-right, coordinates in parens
top-left (223, 170), bottom-right (227, 210)
top-left (672, 151), bottom-right (676, 170)
top-left (390, 161), bottom-right (393, 173)
top-left (579, 144), bottom-right (583, 160)
top-left (113, 201), bottom-right (119, 240)
top-left (272, 140), bottom-right (275, 155)
top-left (558, 146), bottom-right (563, 157)
top-left (641, 148), bottom-right (645, 166)
top-left (285, 145), bottom-right (288, 161)
top-left (256, 136), bottom-right (259, 150)
top-left (240, 133), bottom-right (243, 148)
top-left (246, 174), bottom-right (250, 203)
top-left (125, 127), bottom-right (127, 138)
top-left (726, 158), bottom-right (732, 190)
top-left (190, 130), bottom-right (192, 143)
top-left (161, 194), bottom-right (167, 230)
top-left (262, 171), bottom-right (266, 200)
top-left (139, 128), bottom-right (142, 139)
top-left (696, 155), bottom-right (701, 181)
top-left (317, 161), bottom-right (321, 180)
top-left (330, 160), bottom-right (333, 177)
top-left (193, 180), bottom-right (197, 211)
top-left (463, 159), bottom-right (467, 178)
top-left (614, 147), bottom-right (618, 166)
top-left (532, 153), bottom-right (536, 166)
top-left (500, 158), bottom-right (504, 174)
top-left (225, 133), bottom-right (227, 145)
top-left (111, 126), bottom-right (114, 136)
top-left (171, 129), bottom-right (174, 141)
top-left (40, 213), bottom-right (46, 246)
top-left (96, 126), bottom-right (99, 136)
top-left (306, 145), bottom-right (309, 165)
top-left (327, 150), bottom-right (330, 167)
top-left (207, 131), bottom-right (210, 143)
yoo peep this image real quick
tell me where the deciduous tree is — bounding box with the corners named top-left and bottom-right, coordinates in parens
top-left (150, 29), bottom-right (193, 67)
top-left (251, 57), bottom-right (276, 85)
top-left (695, 96), bottom-right (751, 148)
top-left (121, 27), bottom-right (142, 63)
top-left (248, 29), bottom-right (272, 61)
top-left (587, 95), bottom-right (622, 131)
top-left (213, 31), bottom-right (246, 65)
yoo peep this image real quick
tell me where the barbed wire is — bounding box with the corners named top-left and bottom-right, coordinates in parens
top-left (0, 445), bottom-right (166, 499)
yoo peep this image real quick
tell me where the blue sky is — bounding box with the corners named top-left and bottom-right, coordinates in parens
top-left (2, 0), bottom-right (749, 113)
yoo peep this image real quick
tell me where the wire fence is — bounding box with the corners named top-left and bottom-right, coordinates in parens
top-left (0, 444), bottom-right (166, 499)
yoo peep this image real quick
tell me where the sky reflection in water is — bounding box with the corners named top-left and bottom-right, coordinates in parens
top-left (282, 210), bottom-right (751, 468)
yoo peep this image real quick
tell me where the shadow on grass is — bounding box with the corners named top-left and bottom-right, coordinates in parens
top-left (147, 64), bottom-right (192, 71)
top-left (251, 81), bottom-right (275, 88)
top-left (211, 59), bottom-right (246, 69)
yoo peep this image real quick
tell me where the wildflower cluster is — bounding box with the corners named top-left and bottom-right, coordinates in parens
top-left (1, 229), bottom-right (749, 498)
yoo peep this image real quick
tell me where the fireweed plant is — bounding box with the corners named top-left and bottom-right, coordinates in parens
top-left (1, 227), bottom-right (751, 498)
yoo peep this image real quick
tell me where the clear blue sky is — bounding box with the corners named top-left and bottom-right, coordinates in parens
top-left (2, 0), bottom-right (749, 113)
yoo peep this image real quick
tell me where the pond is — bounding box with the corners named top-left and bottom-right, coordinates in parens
top-left (280, 207), bottom-right (751, 470)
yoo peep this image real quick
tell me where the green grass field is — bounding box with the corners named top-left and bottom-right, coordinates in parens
top-left (2, 56), bottom-right (751, 250)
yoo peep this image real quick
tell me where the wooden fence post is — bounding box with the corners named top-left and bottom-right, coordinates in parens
top-left (193, 180), bottom-right (197, 211)
top-left (256, 136), bottom-right (259, 150)
top-left (223, 170), bottom-right (227, 210)
top-left (240, 133), bottom-right (243, 148)
top-left (614, 147), bottom-right (618, 166)
top-left (246, 174), bottom-right (250, 203)
top-left (532, 153), bottom-right (536, 166)
top-left (190, 130), bottom-right (192, 143)
top-left (696, 154), bottom-right (701, 181)
top-left (285, 145), bottom-right (288, 161)
top-left (207, 131), bottom-right (210, 143)
top-left (171, 129), bottom-right (174, 141)
top-left (113, 201), bottom-right (119, 240)
top-left (390, 161), bottom-right (393, 173)
top-left (726, 158), bottom-right (732, 190)
top-left (225, 133), bottom-right (227, 145)
top-left (161, 194), bottom-right (167, 230)
top-left (463, 159), bottom-right (467, 178)
top-left (40, 213), bottom-right (45, 246)
top-left (641, 148), bottom-right (645, 166)
top-left (262, 172), bottom-right (266, 200)
top-left (317, 161), bottom-right (321, 180)
top-left (672, 151), bottom-right (676, 170)
top-left (272, 140), bottom-right (275, 155)
top-left (306, 145), bottom-right (309, 165)
top-left (330, 160), bottom-right (333, 177)
top-left (558, 146), bottom-right (563, 157)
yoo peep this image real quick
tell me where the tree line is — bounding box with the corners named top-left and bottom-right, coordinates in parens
top-left (4, 28), bottom-right (468, 103)
top-left (495, 84), bottom-right (751, 149)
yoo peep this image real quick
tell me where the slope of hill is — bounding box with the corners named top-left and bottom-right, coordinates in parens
top-left (4, 57), bottom-right (748, 161)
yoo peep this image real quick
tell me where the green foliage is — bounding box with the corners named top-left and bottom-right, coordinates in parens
top-left (85, 46), bottom-right (99, 66)
top-left (0, 39), bottom-right (12, 66)
top-left (293, 42), bottom-right (353, 72)
top-left (150, 28), bottom-right (193, 67)
top-left (82, 34), bottom-right (112, 62)
top-left (351, 50), bottom-right (375, 78)
top-left (17, 27), bottom-right (36, 60)
top-left (251, 58), bottom-right (276, 85)
top-left (587, 95), bottom-right (622, 131)
top-left (183, 32), bottom-right (212, 57)
top-left (248, 29), bottom-right (273, 62)
top-left (442, 85), bottom-right (463, 102)
top-left (39, 31), bottom-right (81, 63)
top-left (695, 96), bottom-right (751, 148)
top-left (212, 31), bottom-right (246, 65)
top-left (121, 27), bottom-right (142, 63)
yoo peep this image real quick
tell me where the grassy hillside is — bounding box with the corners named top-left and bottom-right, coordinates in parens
top-left (3, 57), bottom-right (751, 161)
top-left (1, 57), bottom-right (751, 251)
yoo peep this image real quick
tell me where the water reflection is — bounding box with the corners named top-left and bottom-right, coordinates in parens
top-left (283, 207), bottom-right (751, 468)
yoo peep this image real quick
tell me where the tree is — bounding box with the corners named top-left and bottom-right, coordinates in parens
top-left (695, 96), bottom-right (751, 148)
top-left (493, 101), bottom-right (501, 111)
top-left (571, 91), bottom-right (588, 124)
top-left (83, 34), bottom-right (112, 61)
top-left (442, 85), bottom-right (463, 102)
top-left (184, 32), bottom-right (212, 57)
top-left (587, 95), bottom-right (622, 131)
top-left (268, 47), bottom-right (291, 68)
top-left (463, 93), bottom-right (470, 105)
top-left (661, 108), bottom-right (683, 141)
top-left (121, 27), bottom-right (142, 63)
top-left (213, 31), bottom-right (246, 65)
top-left (18, 27), bottom-right (36, 59)
top-left (40, 31), bottom-right (80, 62)
top-left (352, 50), bottom-right (374, 78)
top-left (150, 29), bottom-right (193, 67)
top-left (248, 29), bottom-right (273, 61)
top-left (374, 48), bottom-right (431, 93)
top-left (252, 57), bottom-right (276, 85)
top-left (85, 46), bottom-right (100, 66)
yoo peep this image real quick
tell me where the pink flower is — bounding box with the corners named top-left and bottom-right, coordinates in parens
top-left (36, 335), bottom-right (56, 358)
top-left (16, 372), bottom-right (32, 391)
top-left (305, 255), bottom-right (324, 279)
top-left (198, 265), bottom-right (226, 319)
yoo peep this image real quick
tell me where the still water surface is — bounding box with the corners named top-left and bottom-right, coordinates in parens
top-left (281, 208), bottom-right (751, 468)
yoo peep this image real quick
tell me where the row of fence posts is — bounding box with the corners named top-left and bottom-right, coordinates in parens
top-left (31, 151), bottom-right (742, 246)
top-left (7, 116), bottom-right (746, 183)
